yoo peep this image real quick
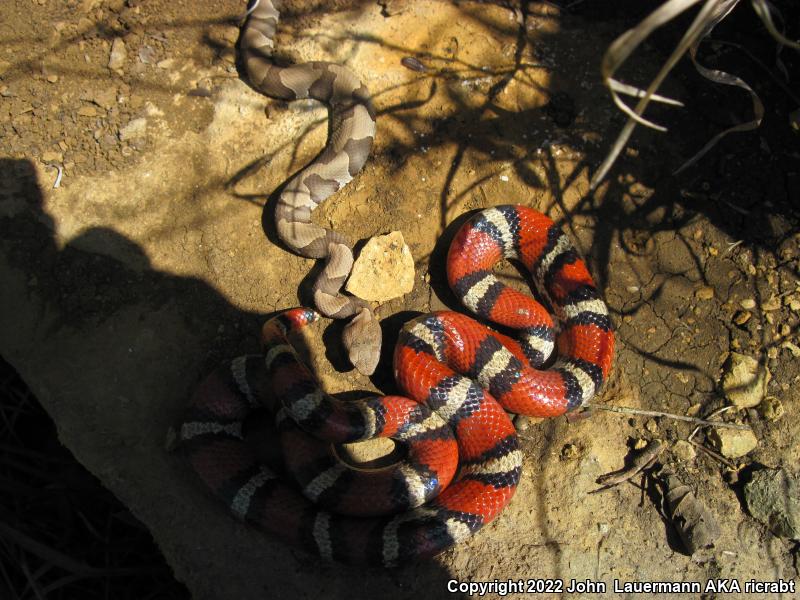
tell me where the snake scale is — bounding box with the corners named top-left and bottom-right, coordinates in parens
top-left (174, 201), bottom-right (615, 565)
top-left (241, 0), bottom-right (381, 375)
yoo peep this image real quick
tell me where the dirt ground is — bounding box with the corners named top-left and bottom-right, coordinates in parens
top-left (1, 0), bottom-right (798, 598)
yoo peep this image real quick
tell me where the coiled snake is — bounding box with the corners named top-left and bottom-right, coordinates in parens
top-left (174, 205), bottom-right (614, 565)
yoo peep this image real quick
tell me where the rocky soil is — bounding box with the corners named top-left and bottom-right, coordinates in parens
top-left (0, 1), bottom-right (798, 598)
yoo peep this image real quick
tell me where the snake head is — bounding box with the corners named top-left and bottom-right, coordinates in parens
top-left (342, 307), bottom-right (381, 376)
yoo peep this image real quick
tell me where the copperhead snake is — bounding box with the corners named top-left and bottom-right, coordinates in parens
top-left (241, 0), bottom-right (381, 375)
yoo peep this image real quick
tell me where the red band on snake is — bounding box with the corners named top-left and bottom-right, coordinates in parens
top-left (174, 205), bottom-right (614, 566)
top-left (241, 0), bottom-right (381, 375)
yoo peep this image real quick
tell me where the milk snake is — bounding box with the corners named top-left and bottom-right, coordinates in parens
top-left (241, 0), bottom-right (382, 375)
top-left (174, 205), bottom-right (614, 566)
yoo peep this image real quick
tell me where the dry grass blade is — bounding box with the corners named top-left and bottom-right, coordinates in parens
top-left (674, 0), bottom-right (764, 173)
top-left (0, 521), bottom-right (162, 578)
top-left (752, 0), bottom-right (800, 50)
top-left (591, 0), bottom-right (730, 190)
top-left (607, 81), bottom-right (686, 106)
top-left (594, 404), bottom-right (751, 430)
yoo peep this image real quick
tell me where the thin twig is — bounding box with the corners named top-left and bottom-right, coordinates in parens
top-left (689, 439), bottom-right (737, 469)
top-left (687, 405), bottom-right (734, 442)
top-left (594, 440), bottom-right (665, 490)
top-left (594, 405), bottom-right (750, 430)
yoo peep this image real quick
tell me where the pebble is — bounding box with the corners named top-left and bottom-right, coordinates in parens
top-left (733, 310), bottom-right (751, 326)
top-left (744, 468), bottom-right (800, 539)
top-left (721, 352), bottom-right (769, 409)
top-left (46, 74), bottom-right (59, 83)
top-left (672, 440), bottom-right (696, 462)
top-left (758, 396), bottom-right (783, 421)
top-left (108, 37), bottom-right (127, 72)
top-left (708, 426), bottom-right (758, 458)
top-left (41, 151), bottom-right (63, 162)
top-left (761, 296), bottom-right (781, 311)
top-left (84, 87), bottom-right (117, 110)
top-left (346, 231), bottom-right (415, 302)
top-left (644, 418), bottom-right (658, 433)
top-left (560, 443), bottom-right (580, 460)
top-left (782, 341), bottom-right (800, 357)
top-left (138, 45), bottom-right (157, 64)
top-left (118, 117), bottom-right (147, 141)
top-left (695, 286), bottom-right (714, 300)
top-left (740, 298), bottom-right (756, 310)
top-left (77, 105), bottom-right (98, 117)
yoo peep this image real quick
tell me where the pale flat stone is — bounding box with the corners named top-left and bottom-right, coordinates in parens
top-left (744, 468), bottom-right (800, 540)
top-left (119, 118), bottom-right (147, 142)
top-left (346, 231), bottom-right (414, 302)
top-left (108, 37), bottom-right (127, 72)
top-left (709, 427), bottom-right (758, 459)
top-left (722, 352), bottom-right (769, 409)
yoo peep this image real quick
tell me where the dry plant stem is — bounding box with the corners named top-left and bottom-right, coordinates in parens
top-left (590, 0), bottom-right (720, 189)
top-left (712, 39), bottom-right (800, 105)
top-left (674, 0), bottom-right (764, 174)
top-left (0, 521), bottom-right (161, 578)
top-left (687, 405), bottom-right (735, 442)
top-left (596, 440), bottom-right (665, 488)
top-left (689, 439), bottom-right (737, 469)
top-left (685, 406), bottom-right (739, 469)
top-left (595, 405), bottom-right (750, 430)
top-left (752, 0), bottom-right (800, 50)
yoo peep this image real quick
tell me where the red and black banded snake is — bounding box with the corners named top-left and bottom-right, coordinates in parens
top-left (173, 205), bottom-right (614, 566)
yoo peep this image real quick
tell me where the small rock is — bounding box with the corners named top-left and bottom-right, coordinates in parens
top-left (733, 310), bottom-right (751, 326)
top-left (118, 117), bottom-right (147, 141)
top-left (156, 58), bottom-right (175, 70)
top-left (759, 396), bottom-right (784, 422)
top-left (84, 87), bottom-right (117, 110)
top-left (695, 286), bottom-right (714, 300)
top-left (41, 151), bottom-right (63, 163)
top-left (99, 134), bottom-right (118, 149)
top-left (108, 37), bottom-right (127, 72)
top-left (346, 231), bottom-right (415, 302)
top-left (645, 418), bottom-right (658, 433)
top-left (560, 443), bottom-right (579, 460)
top-left (672, 440), bottom-right (696, 462)
top-left (77, 105), bottom-right (98, 117)
top-left (46, 74), bottom-right (59, 83)
top-left (138, 45), bottom-right (157, 64)
top-left (744, 468), bottom-right (800, 540)
top-left (762, 296), bottom-right (781, 311)
top-left (633, 438), bottom-right (648, 450)
top-left (721, 352), bottom-right (770, 409)
top-left (740, 298), bottom-right (756, 310)
top-left (708, 426), bottom-right (758, 458)
top-left (781, 341), bottom-right (800, 357)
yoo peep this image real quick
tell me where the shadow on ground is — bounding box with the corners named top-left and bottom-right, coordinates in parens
top-left (0, 158), bottom-right (465, 599)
